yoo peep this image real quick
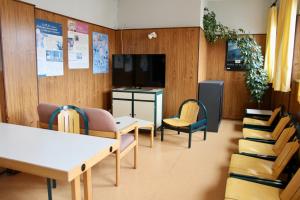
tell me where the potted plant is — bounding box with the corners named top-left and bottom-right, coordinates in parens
top-left (203, 8), bottom-right (269, 106)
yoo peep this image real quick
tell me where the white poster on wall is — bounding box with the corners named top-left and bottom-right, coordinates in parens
top-left (36, 19), bottom-right (64, 77)
top-left (67, 20), bottom-right (89, 69)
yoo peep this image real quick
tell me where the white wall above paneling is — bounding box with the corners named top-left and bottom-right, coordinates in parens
top-left (20, 0), bottom-right (118, 29)
top-left (207, 0), bottom-right (274, 34)
top-left (117, 0), bottom-right (202, 29)
top-left (20, 0), bottom-right (273, 32)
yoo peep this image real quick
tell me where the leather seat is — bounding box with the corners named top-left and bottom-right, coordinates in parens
top-left (225, 168), bottom-right (300, 200)
top-left (243, 107), bottom-right (281, 126)
top-left (243, 116), bottom-right (290, 140)
top-left (239, 126), bottom-right (296, 157)
top-left (229, 141), bottom-right (300, 180)
top-left (163, 118), bottom-right (191, 127)
top-left (225, 177), bottom-right (281, 200)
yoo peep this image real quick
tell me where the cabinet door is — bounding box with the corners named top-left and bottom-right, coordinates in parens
top-left (134, 101), bottom-right (154, 122)
top-left (112, 100), bottom-right (132, 117)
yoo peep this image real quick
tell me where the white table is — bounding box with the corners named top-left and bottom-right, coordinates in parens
top-left (0, 123), bottom-right (119, 200)
top-left (115, 116), bottom-right (154, 147)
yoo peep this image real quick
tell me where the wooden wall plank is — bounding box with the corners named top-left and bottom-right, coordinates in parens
top-left (198, 29), bottom-right (207, 82)
top-left (35, 9), bottom-right (116, 110)
top-left (206, 35), bottom-right (271, 119)
top-left (0, 0), bottom-right (38, 126)
top-left (0, 22), bottom-right (6, 122)
top-left (117, 28), bottom-right (200, 117)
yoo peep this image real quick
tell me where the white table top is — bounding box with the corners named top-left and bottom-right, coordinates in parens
top-left (115, 116), bottom-right (153, 130)
top-left (246, 109), bottom-right (272, 115)
top-left (0, 123), bottom-right (117, 173)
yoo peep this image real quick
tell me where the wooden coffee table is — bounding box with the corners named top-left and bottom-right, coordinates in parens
top-left (115, 116), bottom-right (154, 148)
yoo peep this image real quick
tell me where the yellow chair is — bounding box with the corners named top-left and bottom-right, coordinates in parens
top-left (38, 104), bottom-right (89, 200)
top-left (243, 115), bottom-right (291, 141)
top-left (243, 107), bottom-right (282, 127)
top-left (161, 99), bottom-right (208, 148)
top-left (239, 126), bottom-right (296, 158)
top-left (225, 168), bottom-right (300, 200)
top-left (229, 140), bottom-right (300, 181)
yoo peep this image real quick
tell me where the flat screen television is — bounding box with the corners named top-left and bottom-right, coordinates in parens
top-left (112, 54), bottom-right (166, 88)
top-left (225, 40), bottom-right (246, 71)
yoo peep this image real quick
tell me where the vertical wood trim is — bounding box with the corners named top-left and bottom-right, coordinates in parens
top-left (0, 0), bottom-right (38, 126)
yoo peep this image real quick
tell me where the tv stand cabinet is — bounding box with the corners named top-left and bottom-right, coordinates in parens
top-left (112, 88), bottom-right (163, 136)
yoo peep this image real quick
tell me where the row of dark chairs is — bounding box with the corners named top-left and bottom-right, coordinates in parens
top-left (224, 106), bottom-right (300, 199)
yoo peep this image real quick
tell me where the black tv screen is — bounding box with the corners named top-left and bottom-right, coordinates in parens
top-left (112, 54), bottom-right (166, 88)
top-left (225, 40), bottom-right (246, 71)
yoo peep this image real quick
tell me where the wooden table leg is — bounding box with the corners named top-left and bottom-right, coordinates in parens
top-left (150, 126), bottom-right (154, 148)
top-left (71, 176), bottom-right (81, 200)
top-left (115, 149), bottom-right (120, 186)
top-left (83, 169), bottom-right (92, 200)
top-left (134, 127), bottom-right (138, 169)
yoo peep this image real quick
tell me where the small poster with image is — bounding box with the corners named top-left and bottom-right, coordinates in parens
top-left (36, 19), bottom-right (64, 77)
top-left (68, 20), bottom-right (89, 69)
top-left (92, 32), bottom-right (109, 74)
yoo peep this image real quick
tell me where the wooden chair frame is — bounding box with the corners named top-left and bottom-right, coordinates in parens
top-left (161, 99), bottom-right (208, 148)
top-left (89, 124), bottom-right (138, 186)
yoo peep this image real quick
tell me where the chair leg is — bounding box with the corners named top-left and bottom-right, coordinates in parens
top-left (204, 128), bottom-right (207, 141)
top-left (47, 178), bottom-right (52, 200)
top-left (188, 132), bottom-right (192, 148)
top-left (161, 125), bottom-right (164, 141)
top-left (178, 131), bottom-right (180, 135)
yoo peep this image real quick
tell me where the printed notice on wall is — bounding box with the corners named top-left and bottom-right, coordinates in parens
top-left (68, 20), bottom-right (89, 69)
top-left (36, 19), bottom-right (64, 77)
top-left (93, 32), bottom-right (109, 74)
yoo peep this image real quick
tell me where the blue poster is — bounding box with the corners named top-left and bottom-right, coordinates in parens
top-left (36, 19), bottom-right (64, 77)
top-left (93, 32), bottom-right (109, 74)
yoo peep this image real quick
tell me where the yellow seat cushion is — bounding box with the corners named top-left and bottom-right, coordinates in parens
top-left (243, 117), bottom-right (270, 126)
top-left (243, 128), bottom-right (274, 140)
top-left (225, 178), bottom-right (281, 200)
top-left (229, 154), bottom-right (275, 180)
top-left (239, 140), bottom-right (276, 156)
top-left (163, 118), bottom-right (191, 127)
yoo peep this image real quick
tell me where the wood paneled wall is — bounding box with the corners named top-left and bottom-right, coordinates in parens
top-left (198, 29), bottom-right (207, 82)
top-left (35, 9), bottom-right (116, 110)
top-left (116, 28), bottom-right (200, 117)
top-left (206, 35), bottom-right (271, 119)
top-left (0, 27), bottom-right (6, 122)
top-left (0, 0), bottom-right (38, 126)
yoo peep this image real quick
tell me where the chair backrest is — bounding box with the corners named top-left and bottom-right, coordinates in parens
top-left (179, 99), bottom-right (207, 124)
top-left (273, 126), bottom-right (296, 155)
top-left (271, 116), bottom-right (291, 140)
top-left (280, 168), bottom-right (300, 200)
top-left (267, 107), bottom-right (281, 125)
top-left (81, 107), bottom-right (118, 138)
top-left (272, 140), bottom-right (300, 179)
top-left (49, 105), bottom-right (89, 135)
top-left (37, 103), bottom-right (59, 128)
